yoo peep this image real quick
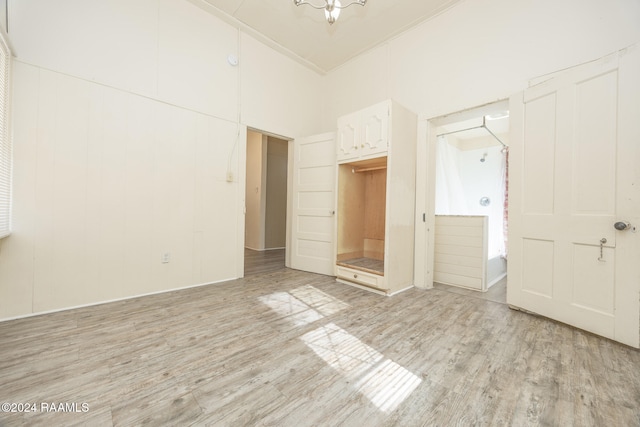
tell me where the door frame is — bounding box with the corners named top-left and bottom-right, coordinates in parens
top-left (238, 127), bottom-right (294, 278)
top-left (414, 100), bottom-right (510, 290)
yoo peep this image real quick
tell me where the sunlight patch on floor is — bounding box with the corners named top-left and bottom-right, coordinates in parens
top-left (289, 285), bottom-right (350, 316)
top-left (301, 323), bottom-right (421, 413)
top-left (259, 285), bottom-right (350, 327)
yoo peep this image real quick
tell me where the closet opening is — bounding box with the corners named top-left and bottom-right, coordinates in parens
top-left (243, 129), bottom-right (288, 276)
top-left (336, 156), bottom-right (387, 276)
top-left (432, 105), bottom-right (509, 302)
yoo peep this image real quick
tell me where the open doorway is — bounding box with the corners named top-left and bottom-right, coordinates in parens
top-left (244, 129), bottom-right (288, 276)
top-left (424, 101), bottom-right (510, 304)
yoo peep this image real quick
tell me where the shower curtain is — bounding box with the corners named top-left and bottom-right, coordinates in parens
top-left (435, 136), bottom-right (508, 259)
top-left (435, 136), bottom-right (468, 215)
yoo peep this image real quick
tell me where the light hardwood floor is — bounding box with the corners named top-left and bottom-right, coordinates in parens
top-left (1, 266), bottom-right (639, 426)
top-left (435, 277), bottom-right (507, 305)
top-left (244, 248), bottom-right (286, 276)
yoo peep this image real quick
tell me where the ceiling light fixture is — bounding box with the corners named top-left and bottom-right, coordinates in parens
top-left (293, 0), bottom-right (367, 25)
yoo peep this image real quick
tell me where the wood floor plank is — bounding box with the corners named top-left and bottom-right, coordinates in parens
top-left (111, 390), bottom-right (202, 427)
top-left (244, 248), bottom-right (286, 276)
top-left (192, 383), bottom-right (289, 426)
top-left (1, 263), bottom-right (639, 427)
top-left (22, 405), bottom-right (114, 427)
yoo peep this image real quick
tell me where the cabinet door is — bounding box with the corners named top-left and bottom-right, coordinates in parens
top-left (361, 102), bottom-right (389, 157)
top-left (337, 113), bottom-right (359, 162)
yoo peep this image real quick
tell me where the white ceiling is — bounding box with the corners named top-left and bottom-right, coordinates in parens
top-left (197, 0), bottom-right (465, 73)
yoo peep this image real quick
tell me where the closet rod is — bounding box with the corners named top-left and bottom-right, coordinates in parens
top-left (437, 117), bottom-right (507, 148)
top-left (352, 165), bottom-right (387, 173)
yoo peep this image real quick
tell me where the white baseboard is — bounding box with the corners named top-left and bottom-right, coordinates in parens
top-left (0, 277), bottom-right (237, 324)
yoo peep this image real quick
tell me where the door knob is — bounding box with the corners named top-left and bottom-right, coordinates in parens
top-left (614, 221), bottom-right (632, 231)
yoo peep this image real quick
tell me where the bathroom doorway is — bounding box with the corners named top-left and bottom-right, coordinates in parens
top-left (417, 100), bottom-right (510, 303)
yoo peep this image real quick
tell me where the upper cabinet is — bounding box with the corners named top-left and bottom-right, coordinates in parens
top-left (337, 100), bottom-right (390, 162)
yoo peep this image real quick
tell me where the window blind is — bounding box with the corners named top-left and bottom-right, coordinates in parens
top-left (0, 30), bottom-right (10, 239)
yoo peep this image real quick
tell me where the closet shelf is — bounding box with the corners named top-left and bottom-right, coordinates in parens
top-left (352, 165), bottom-right (387, 173)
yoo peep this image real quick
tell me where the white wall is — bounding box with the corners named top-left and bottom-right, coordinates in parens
top-left (265, 137), bottom-right (287, 249)
top-left (9, 0), bottom-right (237, 120)
top-left (2, 61), bottom-right (243, 315)
top-left (240, 33), bottom-right (325, 138)
top-left (322, 0), bottom-right (640, 127)
top-left (0, 0), bottom-right (323, 319)
top-left (245, 131), bottom-right (266, 250)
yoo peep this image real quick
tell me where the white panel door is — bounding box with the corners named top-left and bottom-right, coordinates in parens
top-left (290, 133), bottom-right (336, 275)
top-left (508, 47), bottom-right (640, 347)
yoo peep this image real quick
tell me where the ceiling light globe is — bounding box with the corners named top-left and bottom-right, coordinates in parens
top-left (325, 0), bottom-right (341, 24)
